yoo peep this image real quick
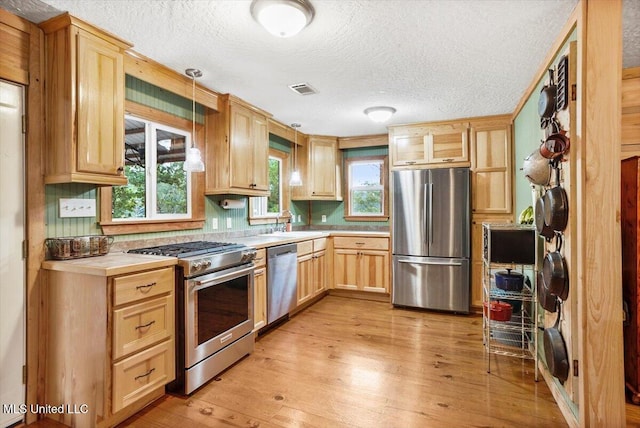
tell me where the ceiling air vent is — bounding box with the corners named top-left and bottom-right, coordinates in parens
top-left (288, 82), bottom-right (317, 95)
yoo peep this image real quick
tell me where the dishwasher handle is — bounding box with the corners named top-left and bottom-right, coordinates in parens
top-left (267, 243), bottom-right (298, 260)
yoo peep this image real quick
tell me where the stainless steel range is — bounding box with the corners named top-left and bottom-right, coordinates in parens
top-left (128, 241), bottom-right (257, 394)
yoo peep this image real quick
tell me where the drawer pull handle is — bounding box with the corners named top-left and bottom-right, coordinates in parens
top-left (136, 282), bottom-right (157, 292)
top-left (355, 242), bottom-right (365, 245)
top-left (135, 320), bottom-right (156, 330)
top-left (134, 368), bottom-right (155, 381)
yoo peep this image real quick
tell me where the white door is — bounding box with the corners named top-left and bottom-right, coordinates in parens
top-left (0, 80), bottom-right (26, 427)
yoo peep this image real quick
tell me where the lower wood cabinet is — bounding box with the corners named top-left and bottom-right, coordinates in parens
top-left (253, 249), bottom-right (267, 331)
top-left (332, 236), bottom-right (389, 293)
top-left (296, 238), bottom-right (327, 307)
top-left (42, 257), bottom-right (176, 428)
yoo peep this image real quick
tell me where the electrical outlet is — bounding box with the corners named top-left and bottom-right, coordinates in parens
top-left (59, 198), bottom-right (96, 218)
top-left (321, 215), bottom-right (327, 223)
top-left (211, 218), bottom-right (218, 230)
top-left (226, 217), bottom-right (232, 229)
top-left (298, 214), bottom-right (301, 223)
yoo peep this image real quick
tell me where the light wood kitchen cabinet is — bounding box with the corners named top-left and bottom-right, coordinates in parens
top-left (292, 135), bottom-right (343, 200)
top-left (389, 122), bottom-right (469, 168)
top-left (622, 69), bottom-right (640, 159)
top-left (41, 256), bottom-right (176, 427)
top-left (206, 94), bottom-right (271, 196)
top-left (296, 238), bottom-right (327, 307)
top-left (253, 248), bottom-right (267, 331)
top-left (470, 116), bottom-right (513, 214)
top-left (39, 13), bottom-right (131, 185)
top-left (333, 236), bottom-right (389, 293)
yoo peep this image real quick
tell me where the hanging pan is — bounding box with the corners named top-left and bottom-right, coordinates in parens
top-left (535, 196), bottom-right (555, 241)
top-left (543, 234), bottom-right (569, 301)
top-left (537, 271), bottom-right (558, 313)
top-left (539, 122), bottom-right (570, 160)
top-left (538, 69), bottom-right (557, 120)
top-left (543, 167), bottom-right (569, 233)
top-left (544, 309), bottom-right (570, 383)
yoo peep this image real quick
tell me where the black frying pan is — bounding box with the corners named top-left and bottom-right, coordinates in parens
top-left (543, 234), bottom-right (569, 301)
top-left (543, 167), bottom-right (568, 232)
top-left (537, 271), bottom-right (558, 313)
top-left (538, 69), bottom-right (557, 119)
top-left (544, 310), bottom-right (569, 383)
top-left (536, 196), bottom-right (554, 241)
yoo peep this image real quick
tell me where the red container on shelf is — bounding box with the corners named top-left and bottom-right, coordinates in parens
top-left (483, 301), bottom-right (513, 322)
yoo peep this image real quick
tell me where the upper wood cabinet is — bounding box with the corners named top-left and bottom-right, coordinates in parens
top-left (206, 94), bottom-right (270, 196)
top-left (469, 116), bottom-right (513, 214)
top-left (292, 135), bottom-right (343, 200)
top-left (389, 122), bottom-right (469, 168)
top-left (40, 13), bottom-right (131, 185)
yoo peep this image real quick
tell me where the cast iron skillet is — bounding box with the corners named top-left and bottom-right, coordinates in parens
top-left (537, 271), bottom-right (558, 313)
top-left (536, 196), bottom-right (555, 241)
top-left (543, 167), bottom-right (569, 233)
top-left (544, 309), bottom-right (569, 383)
top-left (543, 233), bottom-right (569, 301)
top-left (538, 69), bottom-right (557, 119)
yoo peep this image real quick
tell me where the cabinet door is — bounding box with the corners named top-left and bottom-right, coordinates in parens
top-left (297, 254), bottom-right (314, 305)
top-left (391, 126), bottom-right (430, 167)
top-left (312, 250), bottom-right (326, 296)
top-left (229, 103), bottom-right (255, 190)
top-left (252, 114), bottom-right (270, 192)
top-left (427, 123), bottom-right (469, 163)
top-left (470, 125), bottom-right (512, 214)
top-left (359, 250), bottom-right (389, 293)
top-left (333, 249), bottom-right (359, 290)
top-left (76, 29), bottom-right (125, 177)
top-left (253, 267), bottom-right (267, 331)
top-left (310, 138), bottom-right (337, 197)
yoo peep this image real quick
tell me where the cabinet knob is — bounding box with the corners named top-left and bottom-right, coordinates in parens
top-left (117, 166), bottom-right (124, 173)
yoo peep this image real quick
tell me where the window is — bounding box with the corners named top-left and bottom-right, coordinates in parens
top-left (249, 148), bottom-right (290, 224)
top-left (112, 115), bottom-right (192, 220)
top-left (100, 103), bottom-right (205, 235)
top-left (344, 156), bottom-right (389, 221)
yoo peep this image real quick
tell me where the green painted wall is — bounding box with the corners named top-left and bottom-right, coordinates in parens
top-left (513, 29), bottom-right (577, 219)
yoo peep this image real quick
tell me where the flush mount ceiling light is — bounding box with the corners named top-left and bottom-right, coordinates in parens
top-left (364, 106), bottom-right (397, 123)
top-left (184, 68), bottom-right (205, 172)
top-left (251, 0), bottom-right (315, 38)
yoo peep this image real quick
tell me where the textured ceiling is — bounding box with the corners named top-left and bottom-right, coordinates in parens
top-left (2, 0), bottom-right (638, 137)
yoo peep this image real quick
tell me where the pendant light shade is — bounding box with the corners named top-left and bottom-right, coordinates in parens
top-left (289, 123), bottom-right (302, 187)
top-left (364, 106), bottom-right (397, 123)
top-left (251, 0), bottom-right (315, 38)
top-left (184, 68), bottom-right (205, 172)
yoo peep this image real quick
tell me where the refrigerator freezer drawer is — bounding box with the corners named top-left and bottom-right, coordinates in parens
top-left (392, 256), bottom-right (469, 313)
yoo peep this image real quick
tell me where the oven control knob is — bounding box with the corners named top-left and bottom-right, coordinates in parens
top-left (203, 260), bottom-right (212, 269)
top-left (241, 249), bottom-right (257, 262)
top-left (192, 261), bottom-right (202, 271)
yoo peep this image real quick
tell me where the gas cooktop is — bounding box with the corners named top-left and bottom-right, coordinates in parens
top-left (128, 241), bottom-right (256, 277)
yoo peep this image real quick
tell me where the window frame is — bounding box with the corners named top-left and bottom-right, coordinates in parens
top-left (248, 148), bottom-right (291, 225)
top-left (344, 155), bottom-right (389, 222)
top-left (99, 101), bottom-right (205, 235)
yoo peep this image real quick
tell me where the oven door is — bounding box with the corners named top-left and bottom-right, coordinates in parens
top-left (185, 263), bottom-right (254, 368)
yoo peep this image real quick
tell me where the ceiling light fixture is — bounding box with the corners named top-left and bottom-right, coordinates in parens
top-left (289, 123), bottom-right (303, 187)
top-left (251, 0), bottom-right (315, 38)
top-left (364, 106), bottom-right (397, 123)
top-left (184, 68), bottom-right (205, 172)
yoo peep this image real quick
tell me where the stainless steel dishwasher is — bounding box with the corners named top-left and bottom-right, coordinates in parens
top-left (267, 243), bottom-right (298, 325)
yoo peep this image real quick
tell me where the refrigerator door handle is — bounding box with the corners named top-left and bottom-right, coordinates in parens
top-left (423, 183), bottom-right (429, 245)
top-left (398, 259), bottom-right (463, 267)
top-left (428, 183), bottom-right (434, 244)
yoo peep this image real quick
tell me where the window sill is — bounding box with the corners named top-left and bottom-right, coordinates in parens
top-left (343, 215), bottom-right (389, 222)
top-left (100, 218), bottom-right (206, 235)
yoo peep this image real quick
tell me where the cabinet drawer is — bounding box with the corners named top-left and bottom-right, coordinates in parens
top-left (113, 294), bottom-right (174, 360)
top-left (297, 240), bottom-right (313, 256)
top-left (254, 248), bottom-right (266, 268)
top-left (112, 339), bottom-right (174, 413)
top-left (333, 237), bottom-right (389, 251)
top-left (113, 267), bottom-right (174, 306)
top-left (313, 238), bottom-right (327, 252)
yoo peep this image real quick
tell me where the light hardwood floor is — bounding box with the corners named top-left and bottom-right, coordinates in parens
top-left (26, 295), bottom-right (640, 427)
top-left (120, 296), bottom-right (565, 427)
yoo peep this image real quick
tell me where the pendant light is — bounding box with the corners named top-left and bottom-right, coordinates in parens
top-left (183, 68), bottom-right (205, 172)
top-left (289, 123), bottom-right (302, 187)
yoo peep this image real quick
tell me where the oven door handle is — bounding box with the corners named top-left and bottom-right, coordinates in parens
top-left (190, 264), bottom-right (254, 291)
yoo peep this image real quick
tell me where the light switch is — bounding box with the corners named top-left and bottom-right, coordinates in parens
top-left (321, 215), bottom-right (327, 223)
top-left (226, 217), bottom-right (232, 229)
top-left (212, 218), bottom-right (218, 230)
top-left (59, 198), bottom-right (96, 218)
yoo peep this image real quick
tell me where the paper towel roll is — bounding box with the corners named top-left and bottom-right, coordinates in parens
top-left (220, 199), bottom-right (245, 209)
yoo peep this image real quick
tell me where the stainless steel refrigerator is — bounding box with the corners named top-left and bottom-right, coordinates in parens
top-left (391, 167), bottom-right (470, 313)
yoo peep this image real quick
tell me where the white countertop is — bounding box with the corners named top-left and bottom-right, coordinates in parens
top-left (229, 230), bottom-right (389, 249)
